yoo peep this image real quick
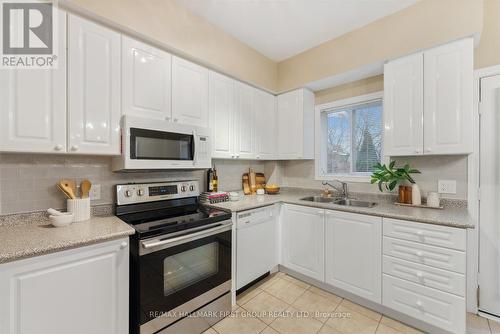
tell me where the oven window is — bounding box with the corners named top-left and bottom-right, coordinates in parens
top-left (163, 242), bottom-right (219, 296)
top-left (130, 128), bottom-right (194, 160)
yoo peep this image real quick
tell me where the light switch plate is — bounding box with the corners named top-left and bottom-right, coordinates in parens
top-left (89, 184), bottom-right (101, 200)
top-left (438, 180), bottom-right (457, 194)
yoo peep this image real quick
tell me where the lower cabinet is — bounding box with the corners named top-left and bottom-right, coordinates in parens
top-left (281, 204), bottom-right (324, 281)
top-left (325, 211), bottom-right (382, 303)
top-left (0, 238), bottom-right (129, 334)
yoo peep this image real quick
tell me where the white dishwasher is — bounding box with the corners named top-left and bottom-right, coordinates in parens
top-left (236, 205), bottom-right (277, 290)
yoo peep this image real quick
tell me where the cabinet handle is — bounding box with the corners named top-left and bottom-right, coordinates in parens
top-left (425, 148), bottom-right (432, 153)
top-left (173, 118), bottom-right (178, 122)
top-left (415, 300), bottom-right (424, 310)
top-left (415, 149), bottom-right (421, 154)
top-left (416, 230), bottom-right (425, 237)
top-left (231, 154), bottom-right (235, 158)
top-left (120, 241), bottom-right (128, 249)
top-left (416, 271), bottom-right (424, 279)
top-left (71, 145), bottom-right (79, 151)
top-left (54, 144), bottom-right (63, 151)
top-left (416, 251), bottom-right (424, 258)
top-left (165, 116), bottom-right (171, 121)
top-left (236, 154), bottom-right (240, 158)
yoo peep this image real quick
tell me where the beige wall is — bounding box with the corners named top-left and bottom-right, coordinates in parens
top-left (475, 0), bottom-right (500, 69)
top-left (315, 75), bottom-right (384, 105)
top-left (64, 0), bottom-right (278, 91)
top-left (277, 0), bottom-right (483, 92)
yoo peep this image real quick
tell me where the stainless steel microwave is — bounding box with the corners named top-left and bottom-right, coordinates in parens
top-left (112, 116), bottom-right (211, 171)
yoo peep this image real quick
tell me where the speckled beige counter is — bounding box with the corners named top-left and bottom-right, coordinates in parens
top-left (0, 215), bottom-right (135, 264)
top-left (207, 189), bottom-right (475, 229)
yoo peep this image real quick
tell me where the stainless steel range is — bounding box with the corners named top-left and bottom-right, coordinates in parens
top-left (116, 180), bottom-right (232, 334)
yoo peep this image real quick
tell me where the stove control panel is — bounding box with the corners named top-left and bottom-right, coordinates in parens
top-left (116, 180), bottom-right (200, 205)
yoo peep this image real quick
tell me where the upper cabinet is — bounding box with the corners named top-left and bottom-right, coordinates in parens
top-left (277, 88), bottom-right (315, 160)
top-left (209, 71), bottom-right (235, 159)
top-left (172, 56), bottom-right (209, 127)
top-left (234, 82), bottom-right (255, 159)
top-left (254, 89), bottom-right (277, 160)
top-left (68, 15), bottom-right (121, 155)
top-left (122, 36), bottom-right (172, 121)
top-left (384, 38), bottom-right (473, 156)
top-left (0, 10), bottom-right (67, 154)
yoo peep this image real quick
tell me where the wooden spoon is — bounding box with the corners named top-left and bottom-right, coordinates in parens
top-left (80, 180), bottom-right (92, 198)
top-left (58, 180), bottom-right (76, 199)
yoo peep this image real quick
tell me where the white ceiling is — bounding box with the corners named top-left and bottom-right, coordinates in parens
top-left (175, 0), bottom-right (420, 61)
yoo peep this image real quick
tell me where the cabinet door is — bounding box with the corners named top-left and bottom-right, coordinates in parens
top-left (0, 11), bottom-right (67, 154)
top-left (0, 238), bottom-right (129, 334)
top-left (234, 82), bottom-right (255, 159)
top-left (172, 56), bottom-right (209, 127)
top-left (325, 211), bottom-right (382, 303)
top-left (68, 15), bottom-right (121, 155)
top-left (277, 90), bottom-right (303, 159)
top-left (122, 36), bottom-right (172, 120)
top-left (254, 90), bottom-right (277, 160)
top-left (423, 38), bottom-right (473, 155)
top-left (209, 71), bottom-right (235, 159)
top-left (383, 53), bottom-right (424, 156)
top-left (281, 204), bottom-right (324, 281)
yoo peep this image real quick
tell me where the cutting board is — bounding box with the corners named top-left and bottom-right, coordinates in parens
top-left (242, 172), bottom-right (266, 195)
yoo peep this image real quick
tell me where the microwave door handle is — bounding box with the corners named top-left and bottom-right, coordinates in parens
top-left (192, 130), bottom-right (196, 165)
top-left (140, 221), bottom-right (232, 253)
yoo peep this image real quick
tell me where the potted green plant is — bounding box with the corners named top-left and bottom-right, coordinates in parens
top-left (371, 161), bottom-right (421, 204)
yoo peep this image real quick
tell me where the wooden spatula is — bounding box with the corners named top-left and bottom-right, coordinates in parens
top-left (58, 180), bottom-right (77, 199)
top-left (80, 180), bottom-right (92, 198)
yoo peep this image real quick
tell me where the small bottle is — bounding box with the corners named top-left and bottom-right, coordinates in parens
top-left (212, 168), bottom-right (218, 192)
top-left (207, 169), bottom-right (214, 192)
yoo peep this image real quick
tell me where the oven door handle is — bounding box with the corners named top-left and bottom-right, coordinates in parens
top-left (140, 221), bottom-right (232, 253)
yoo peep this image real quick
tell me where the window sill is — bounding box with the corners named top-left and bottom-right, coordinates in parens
top-left (315, 174), bottom-right (372, 183)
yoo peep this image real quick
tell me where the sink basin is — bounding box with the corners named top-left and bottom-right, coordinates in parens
top-left (300, 196), bottom-right (338, 203)
top-left (333, 199), bottom-right (377, 208)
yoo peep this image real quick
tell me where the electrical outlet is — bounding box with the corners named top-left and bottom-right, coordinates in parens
top-left (438, 180), bottom-right (457, 194)
top-left (89, 184), bottom-right (101, 200)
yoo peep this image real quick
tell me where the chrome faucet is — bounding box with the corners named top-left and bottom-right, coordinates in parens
top-left (322, 180), bottom-right (348, 199)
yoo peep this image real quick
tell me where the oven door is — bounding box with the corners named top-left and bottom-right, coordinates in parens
top-left (138, 221), bottom-right (232, 333)
top-left (130, 127), bottom-right (194, 161)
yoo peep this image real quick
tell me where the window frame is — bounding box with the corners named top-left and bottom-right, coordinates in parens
top-left (315, 91), bottom-right (387, 183)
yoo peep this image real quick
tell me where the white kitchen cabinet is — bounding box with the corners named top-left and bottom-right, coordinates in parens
top-left (325, 211), bottom-right (382, 303)
top-left (209, 71), bottom-right (235, 159)
top-left (277, 88), bottom-right (314, 160)
top-left (122, 36), bottom-right (172, 120)
top-left (384, 38), bottom-right (473, 156)
top-left (0, 238), bottom-right (129, 334)
top-left (68, 14), bottom-right (121, 155)
top-left (0, 11), bottom-right (67, 154)
top-left (423, 38), bottom-right (473, 155)
top-left (254, 89), bottom-right (277, 160)
top-left (236, 205), bottom-right (277, 289)
top-left (234, 82), bottom-right (255, 159)
top-left (383, 53), bottom-right (424, 156)
top-left (281, 204), bottom-right (324, 281)
top-left (172, 56), bottom-right (209, 127)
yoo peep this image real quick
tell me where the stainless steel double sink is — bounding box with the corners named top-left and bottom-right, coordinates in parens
top-left (300, 196), bottom-right (377, 208)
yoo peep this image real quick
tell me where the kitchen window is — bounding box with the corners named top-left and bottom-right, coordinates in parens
top-left (315, 92), bottom-right (385, 181)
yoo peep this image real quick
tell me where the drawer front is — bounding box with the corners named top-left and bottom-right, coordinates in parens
top-left (383, 218), bottom-right (466, 251)
top-left (383, 256), bottom-right (465, 296)
top-left (383, 237), bottom-right (466, 273)
top-left (383, 275), bottom-right (466, 334)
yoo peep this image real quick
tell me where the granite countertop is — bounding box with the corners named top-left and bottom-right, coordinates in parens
top-left (208, 188), bottom-right (475, 229)
top-left (0, 213), bottom-right (135, 264)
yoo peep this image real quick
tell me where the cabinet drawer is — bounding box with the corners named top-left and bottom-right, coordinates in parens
top-left (383, 218), bottom-right (466, 251)
top-left (383, 256), bottom-right (465, 296)
top-left (383, 275), bottom-right (465, 334)
top-left (383, 237), bottom-right (465, 273)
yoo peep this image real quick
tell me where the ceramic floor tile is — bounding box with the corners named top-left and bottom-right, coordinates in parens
top-left (269, 307), bottom-right (324, 334)
top-left (466, 313), bottom-right (491, 334)
top-left (254, 274), bottom-right (282, 290)
top-left (264, 277), bottom-right (308, 304)
top-left (376, 324), bottom-right (404, 334)
top-left (213, 308), bottom-right (267, 334)
top-left (340, 299), bottom-right (382, 322)
top-left (489, 317), bottom-right (500, 334)
top-left (379, 316), bottom-right (424, 334)
top-left (241, 290), bottom-right (290, 324)
top-left (237, 287), bottom-right (263, 306)
top-left (325, 304), bottom-right (379, 334)
top-left (201, 328), bottom-right (218, 334)
top-left (317, 324), bottom-right (344, 334)
top-left (308, 286), bottom-right (343, 304)
top-left (292, 290), bottom-right (341, 323)
top-left (260, 326), bottom-right (280, 334)
top-left (280, 274), bottom-right (312, 289)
